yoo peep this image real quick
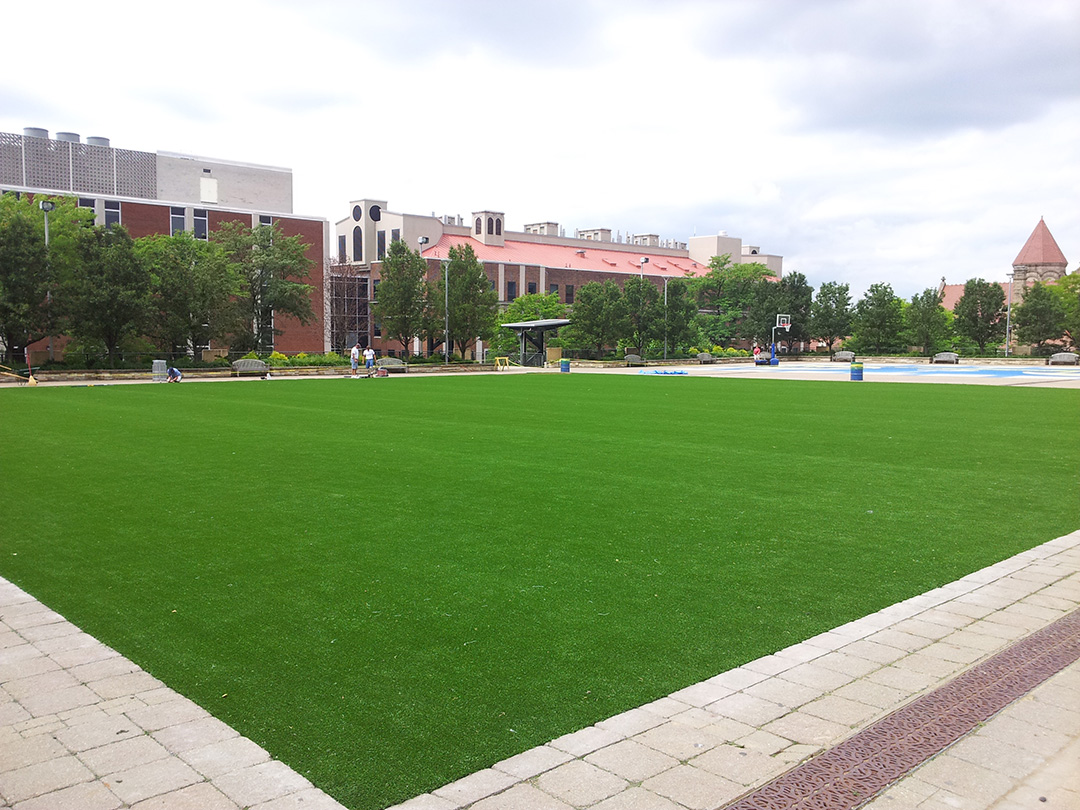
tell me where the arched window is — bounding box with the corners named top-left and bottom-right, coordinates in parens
top-left (495, 218), bottom-right (502, 236)
top-left (352, 226), bottom-right (363, 261)
top-left (475, 218), bottom-right (482, 235)
top-left (487, 217), bottom-right (494, 235)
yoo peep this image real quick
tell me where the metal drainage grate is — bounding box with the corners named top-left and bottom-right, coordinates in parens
top-left (722, 608), bottom-right (1080, 810)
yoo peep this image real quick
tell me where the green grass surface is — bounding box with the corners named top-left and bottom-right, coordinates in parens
top-left (1, 375), bottom-right (1077, 810)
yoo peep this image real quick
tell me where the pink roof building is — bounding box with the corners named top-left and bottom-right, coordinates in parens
top-left (1012, 218), bottom-right (1068, 286)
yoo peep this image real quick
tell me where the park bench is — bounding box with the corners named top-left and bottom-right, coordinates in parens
top-left (833, 351), bottom-right (856, 362)
top-left (376, 357), bottom-right (408, 373)
top-left (624, 354), bottom-right (645, 367)
top-left (697, 352), bottom-right (715, 364)
top-left (931, 352), bottom-right (959, 364)
top-left (1048, 352), bottom-right (1078, 366)
top-left (232, 358), bottom-right (269, 376)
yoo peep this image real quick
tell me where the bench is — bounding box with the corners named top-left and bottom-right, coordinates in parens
top-left (833, 351), bottom-right (855, 362)
top-left (697, 352), bottom-right (715, 364)
top-left (376, 357), bottom-right (408, 373)
top-left (931, 352), bottom-right (959, 364)
top-left (232, 358), bottom-right (269, 376)
top-left (1048, 352), bottom-right (1078, 366)
top-left (624, 354), bottom-right (645, 367)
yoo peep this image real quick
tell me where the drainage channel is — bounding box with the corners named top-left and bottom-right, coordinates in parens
top-left (721, 608), bottom-right (1080, 810)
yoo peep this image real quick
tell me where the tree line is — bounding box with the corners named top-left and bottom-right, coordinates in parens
top-left (0, 192), bottom-right (315, 366)
top-left (375, 242), bottom-right (1080, 361)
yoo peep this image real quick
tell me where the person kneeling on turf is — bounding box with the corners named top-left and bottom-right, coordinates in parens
top-left (167, 367), bottom-right (182, 383)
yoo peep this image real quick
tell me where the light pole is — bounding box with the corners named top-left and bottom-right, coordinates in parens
top-left (1004, 271), bottom-right (1015, 357)
top-left (663, 277), bottom-right (669, 360)
top-left (639, 256), bottom-right (649, 278)
top-left (442, 258), bottom-right (450, 364)
top-left (39, 200), bottom-right (55, 361)
top-left (417, 237), bottom-right (429, 358)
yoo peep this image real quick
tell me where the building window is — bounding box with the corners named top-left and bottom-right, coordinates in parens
top-left (495, 218), bottom-right (502, 236)
top-left (338, 235), bottom-right (347, 262)
top-left (527, 282), bottom-right (537, 295)
top-left (566, 284), bottom-right (574, 304)
top-left (170, 207), bottom-right (185, 235)
top-left (391, 228), bottom-right (400, 243)
top-left (352, 226), bottom-right (363, 261)
top-left (193, 209), bottom-right (208, 240)
top-left (507, 281), bottom-right (517, 301)
top-left (372, 280), bottom-right (381, 336)
top-left (377, 230), bottom-right (386, 261)
top-left (352, 205), bottom-right (363, 221)
top-left (104, 200), bottom-right (120, 228)
top-left (78, 197), bottom-right (95, 209)
top-left (259, 215), bottom-right (273, 227)
top-left (475, 218), bottom-right (482, 235)
top-left (550, 283), bottom-right (559, 297)
top-left (487, 217), bottom-right (494, 235)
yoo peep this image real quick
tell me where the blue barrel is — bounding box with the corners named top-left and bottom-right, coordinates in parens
top-left (850, 362), bottom-right (863, 381)
top-left (560, 359), bottom-right (570, 373)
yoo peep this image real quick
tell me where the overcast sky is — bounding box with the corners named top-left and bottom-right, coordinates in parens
top-left (3, 0), bottom-right (1076, 298)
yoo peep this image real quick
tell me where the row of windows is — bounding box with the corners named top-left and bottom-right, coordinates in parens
top-left (347, 227), bottom-right (402, 263)
top-left (475, 216), bottom-right (502, 236)
top-left (505, 282), bottom-right (574, 303)
top-left (170, 207), bottom-right (209, 239)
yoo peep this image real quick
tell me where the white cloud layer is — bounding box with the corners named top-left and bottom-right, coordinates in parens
top-left (3, 0), bottom-right (1076, 298)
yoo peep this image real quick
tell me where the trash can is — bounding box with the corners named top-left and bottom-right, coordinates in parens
top-left (152, 359), bottom-right (167, 382)
top-left (850, 361), bottom-right (863, 381)
top-left (560, 359), bottom-right (570, 373)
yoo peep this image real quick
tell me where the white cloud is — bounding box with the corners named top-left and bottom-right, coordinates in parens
top-left (2, 0), bottom-right (1076, 301)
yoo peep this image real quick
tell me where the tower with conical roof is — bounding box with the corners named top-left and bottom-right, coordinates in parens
top-left (1013, 218), bottom-right (1068, 287)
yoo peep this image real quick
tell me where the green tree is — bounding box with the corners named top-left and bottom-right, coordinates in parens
top-left (60, 225), bottom-right (152, 367)
top-left (741, 279), bottom-right (783, 346)
top-left (953, 278), bottom-right (1005, 354)
top-left (851, 283), bottom-right (904, 355)
top-left (561, 280), bottom-right (628, 358)
top-left (136, 231), bottom-right (239, 355)
top-left (488, 292), bottom-right (567, 358)
top-left (1051, 273), bottom-right (1080, 348)
top-left (690, 255), bottom-right (771, 347)
top-left (439, 244), bottom-right (498, 359)
top-left (903, 287), bottom-right (951, 355)
top-left (622, 275), bottom-right (661, 354)
top-left (809, 281), bottom-right (853, 355)
top-left (212, 221), bottom-right (315, 353)
top-left (0, 193), bottom-right (91, 363)
top-left (659, 277), bottom-right (697, 356)
top-left (774, 272), bottom-right (813, 353)
top-left (372, 239), bottom-right (428, 357)
top-left (1014, 281), bottom-right (1067, 350)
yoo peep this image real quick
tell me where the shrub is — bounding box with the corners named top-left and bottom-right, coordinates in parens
top-left (267, 351), bottom-right (290, 367)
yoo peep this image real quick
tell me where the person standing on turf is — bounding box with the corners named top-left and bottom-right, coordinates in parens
top-left (350, 342), bottom-right (361, 378)
top-left (363, 345), bottom-right (376, 375)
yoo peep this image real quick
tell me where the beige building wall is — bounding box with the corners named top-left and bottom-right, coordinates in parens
top-left (156, 153), bottom-right (293, 213)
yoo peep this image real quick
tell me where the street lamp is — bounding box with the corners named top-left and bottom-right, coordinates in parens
top-left (39, 200), bottom-right (55, 361)
top-left (442, 258), bottom-right (450, 364)
top-left (417, 237), bottom-right (430, 359)
top-left (663, 277), bottom-right (669, 360)
top-left (639, 256), bottom-right (649, 278)
top-left (1004, 271), bottom-right (1015, 357)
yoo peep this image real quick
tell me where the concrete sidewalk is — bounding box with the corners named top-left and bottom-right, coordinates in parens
top-left (2, 531), bottom-right (1078, 810)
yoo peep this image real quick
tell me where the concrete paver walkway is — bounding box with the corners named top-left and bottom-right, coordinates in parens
top-left (1, 531), bottom-right (1078, 810)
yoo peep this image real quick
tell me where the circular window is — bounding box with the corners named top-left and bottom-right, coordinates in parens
top-left (368, 204), bottom-right (381, 222)
top-left (352, 205), bottom-right (362, 221)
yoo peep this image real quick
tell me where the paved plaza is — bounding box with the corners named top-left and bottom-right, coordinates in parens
top-left (1, 365), bottom-right (1077, 809)
top-left (1, 530), bottom-right (1077, 810)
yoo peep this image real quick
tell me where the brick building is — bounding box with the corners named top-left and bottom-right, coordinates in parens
top-left (0, 127), bottom-right (329, 358)
top-left (331, 198), bottom-right (783, 356)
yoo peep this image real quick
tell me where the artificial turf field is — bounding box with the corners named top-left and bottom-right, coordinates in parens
top-left (0, 374), bottom-right (1077, 810)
